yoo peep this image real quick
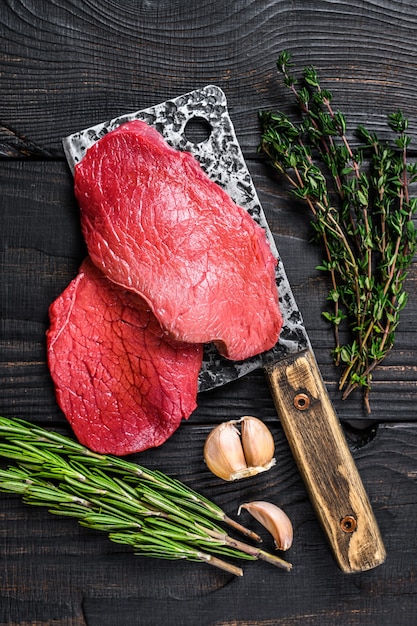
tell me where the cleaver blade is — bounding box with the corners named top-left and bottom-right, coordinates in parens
top-left (63, 85), bottom-right (385, 573)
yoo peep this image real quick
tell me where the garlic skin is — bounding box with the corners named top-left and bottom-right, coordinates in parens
top-left (203, 421), bottom-right (248, 481)
top-left (240, 416), bottom-right (275, 470)
top-left (203, 416), bottom-right (276, 481)
top-left (238, 501), bottom-right (293, 551)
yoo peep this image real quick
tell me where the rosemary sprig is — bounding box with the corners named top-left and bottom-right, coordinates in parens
top-left (0, 415), bottom-right (292, 574)
top-left (259, 51), bottom-right (417, 412)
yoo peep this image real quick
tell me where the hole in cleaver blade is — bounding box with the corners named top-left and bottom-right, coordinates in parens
top-left (62, 84), bottom-right (310, 393)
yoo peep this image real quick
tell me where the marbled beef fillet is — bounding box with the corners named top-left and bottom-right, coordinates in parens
top-left (74, 120), bottom-right (282, 361)
top-left (47, 258), bottom-right (203, 455)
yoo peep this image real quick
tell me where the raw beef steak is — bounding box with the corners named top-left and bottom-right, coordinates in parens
top-left (74, 120), bottom-right (282, 361)
top-left (47, 258), bottom-right (203, 455)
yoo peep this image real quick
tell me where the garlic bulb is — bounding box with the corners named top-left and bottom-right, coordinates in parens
top-left (203, 416), bottom-right (276, 481)
top-left (238, 501), bottom-right (293, 551)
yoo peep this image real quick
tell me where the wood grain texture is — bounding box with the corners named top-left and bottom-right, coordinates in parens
top-left (1, 0), bottom-right (417, 155)
top-left (266, 349), bottom-right (386, 573)
top-left (1, 0), bottom-right (417, 623)
top-left (0, 421), bottom-right (416, 625)
top-left (1, 160), bottom-right (415, 422)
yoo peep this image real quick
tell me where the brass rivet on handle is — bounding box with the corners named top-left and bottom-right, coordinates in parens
top-left (293, 393), bottom-right (310, 411)
top-left (340, 515), bottom-right (357, 533)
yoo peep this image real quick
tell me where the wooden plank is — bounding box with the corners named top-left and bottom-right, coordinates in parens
top-left (1, 0), bottom-right (417, 622)
top-left (0, 421), bottom-right (416, 625)
top-left (1, 0), bottom-right (417, 157)
top-left (1, 159), bottom-right (415, 423)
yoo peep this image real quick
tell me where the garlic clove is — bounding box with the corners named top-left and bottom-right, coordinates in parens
top-left (240, 416), bottom-right (276, 470)
top-left (203, 417), bottom-right (277, 481)
top-left (238, 501), bottom-right (293, 551)
top-left (203, 421), bottom-right (247, 481)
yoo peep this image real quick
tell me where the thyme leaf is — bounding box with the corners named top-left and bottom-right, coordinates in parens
top-left (259, 51), bottom-right (417, 412)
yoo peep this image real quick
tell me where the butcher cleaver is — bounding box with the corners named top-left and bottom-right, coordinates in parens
top-left (63, 85), bottom-right (386, 573)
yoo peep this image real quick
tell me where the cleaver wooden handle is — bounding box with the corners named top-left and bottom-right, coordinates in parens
top-left (265, 348), bottom-right (386, 573)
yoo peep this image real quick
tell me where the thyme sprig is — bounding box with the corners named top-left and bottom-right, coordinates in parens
top-left (0, 415), bottom-right (292, 574)
top-left (259, 51), bottom-right (417, 412)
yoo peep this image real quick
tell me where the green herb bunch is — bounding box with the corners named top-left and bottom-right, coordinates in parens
top-left (259, 51), bottom-right (417, 412)
top-left (0, 415), bottom-right (291, 575)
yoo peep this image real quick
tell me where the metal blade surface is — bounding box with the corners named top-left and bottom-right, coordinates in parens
top-left (62, 85), bottom-right (310, 392)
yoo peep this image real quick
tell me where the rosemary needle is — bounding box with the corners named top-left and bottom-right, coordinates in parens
top-left (0, 415), bottom-right (292, 574)
top-left (259, 51), bottom-right (417, 412)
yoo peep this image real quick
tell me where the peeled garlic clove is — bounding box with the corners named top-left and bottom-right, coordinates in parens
top-left (240, 416), bottom-right (276, 470)
top-left (203, 421), bottom-right (248, 481)
top-left (238, 501), bottom-right (293, 551)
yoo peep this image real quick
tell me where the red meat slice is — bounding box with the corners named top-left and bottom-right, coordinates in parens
top-left (46, 258), bottom-right (203, 455)
top-left (74, 120), bottom-right (282, 361)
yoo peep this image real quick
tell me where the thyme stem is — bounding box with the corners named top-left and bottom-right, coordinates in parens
top-left (259, 51), bottom-right (417, 411)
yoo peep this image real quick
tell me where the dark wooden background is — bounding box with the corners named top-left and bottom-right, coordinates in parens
top-left (1, 1), bottom-right (417, 624)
